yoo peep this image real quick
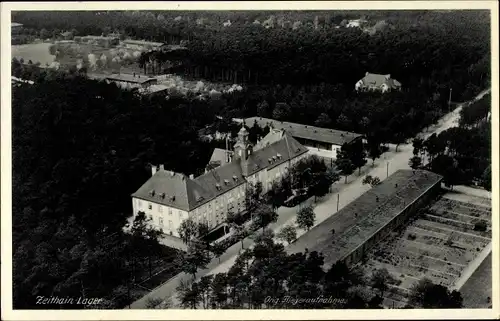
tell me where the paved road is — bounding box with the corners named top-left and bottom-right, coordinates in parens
top-left (129, 88), bottom-right (490, 309)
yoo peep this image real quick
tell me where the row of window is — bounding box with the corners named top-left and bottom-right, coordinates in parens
top-left (137, 200), bottom-right (184, 218)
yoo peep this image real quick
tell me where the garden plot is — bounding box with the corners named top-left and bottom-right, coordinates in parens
top-left (360, 196), bottom-right (491, 308)
top-left (442, 193), bottom-right (491, 210)
top-left (431, 199), bottom-right (491, 222)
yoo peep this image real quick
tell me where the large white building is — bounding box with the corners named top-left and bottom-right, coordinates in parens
top-left (131, 126), bottom-right (308, 241)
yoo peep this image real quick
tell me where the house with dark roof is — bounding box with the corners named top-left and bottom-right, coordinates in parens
top-left (242, 117), bottom-right (363, 160)
top-left (355, 72), bottom-right (402, 93)
top-left (131, 125), bottom-right (309, 241)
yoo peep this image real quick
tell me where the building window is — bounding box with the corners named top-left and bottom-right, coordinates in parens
top-left (148, 203), bottom-right (152, 210)
top-left (158, 205), bottom-right (163, 213)
top-left (169, 220), bottom-right (173, 230)
top-left (138, 200), bottom-right (142, 208)
top-left (159, 217), bottom-right (163, 227)
top-left (169, 208), bottom-right (172, 215)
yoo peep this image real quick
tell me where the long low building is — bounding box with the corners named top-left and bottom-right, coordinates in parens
top-left (241, 116), bottom-right (363, 159)
top-left (105, 74), bottom-right (157, 89)
top-left (287, 169), bottom-right (443, 268)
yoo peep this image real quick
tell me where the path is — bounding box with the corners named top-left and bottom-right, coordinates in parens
top-left (129, 88), bottom-right (490, 309)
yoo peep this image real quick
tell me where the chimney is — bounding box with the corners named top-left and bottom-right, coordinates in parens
top-left (189, 174), bottom-right (194, 179)
top-left (365, 71), bottom-right (369, 76)
top-left (386, 74), bottom-right (391, 79)
top-left (151, 165), bottom-right (158, 176)
top-left (159, 164), bottom-right (164, 171)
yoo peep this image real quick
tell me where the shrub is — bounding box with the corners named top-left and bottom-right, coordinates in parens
top-left (407, 233), bottom-right (417, 241)
top-left (473, 220), bottom-right (487, 232)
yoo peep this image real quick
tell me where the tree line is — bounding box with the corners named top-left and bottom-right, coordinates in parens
top-left (409, 94), bottom-right (491, 190)
top-left (171, 229), bottom-right (463, 309)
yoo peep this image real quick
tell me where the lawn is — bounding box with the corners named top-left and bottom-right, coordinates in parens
top-left (12, 43), bottom-right (55, 66)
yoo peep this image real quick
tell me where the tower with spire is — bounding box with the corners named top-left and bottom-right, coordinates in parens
top-left (233, 123), bottom-right (252, 161)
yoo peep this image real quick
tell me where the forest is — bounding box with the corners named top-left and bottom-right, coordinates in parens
top-left (11, 72), bottom-right (222, 308)
top-left (11, 10), bottom-right (491, 309)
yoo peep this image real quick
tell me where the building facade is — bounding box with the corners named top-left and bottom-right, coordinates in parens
top-left (131, 126), bottom-right (309, 241)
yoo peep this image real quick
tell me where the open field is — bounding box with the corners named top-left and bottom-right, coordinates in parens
top-left (360, 192), bottom-right (491, 308)
top-left (12, 43), bottom-right (55, 66)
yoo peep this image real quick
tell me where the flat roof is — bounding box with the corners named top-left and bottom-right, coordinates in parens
top-left (243, 116), bottom-right (363, 146)
top-left (122, 39), bottom-right (164, 47)
top-left (106, 74), bottom-right (156, 84)
top-left (286, 169), bottom-right (443, 267)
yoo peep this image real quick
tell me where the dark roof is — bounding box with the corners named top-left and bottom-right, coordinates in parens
top-left (191, 161), bottom-right (246, 208)
top-left (287, 169), bottom-right (443, 267)
top-left (360, 72), bottom-right (401, 89)
top-left (106, 74), bottom-right (156, 84)
top-left (131, 170), bottom-right (193, 211)
top-left (240, 130), bottom-right (308, 176)
top-left (132, 130), bottom-right (308, 211)
top-left (244, 117), bottom-right (362, 146)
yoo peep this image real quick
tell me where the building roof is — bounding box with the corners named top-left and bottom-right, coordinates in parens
top-left (82, 35), bottom-right (119, 40)
top-left (243, 117), bottom-right (362, 146)
top-left (359, 72), bottom-right (402, 89)
top-left (123, 39), bottom-right (165, 47)
top-left (254, 128), bottom-right (286, 150)
top-left (131, 170), bottom-right (194, 211)
top-left (209, 148), bottom-right (232, 167)
top-left (287, 169), bottom-right (443, 267)
top-left (106, 74), bottom-right (156, 84)
top-left (132, 130), bottom-right (308, 211)
top-left (240, 130), bottom-right (308, 176)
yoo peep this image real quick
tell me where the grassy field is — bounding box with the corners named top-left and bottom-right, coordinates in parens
top-left (12, 43), bottom-right (55, 66)
top-left (460, 253), bottom-right (492, 308)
